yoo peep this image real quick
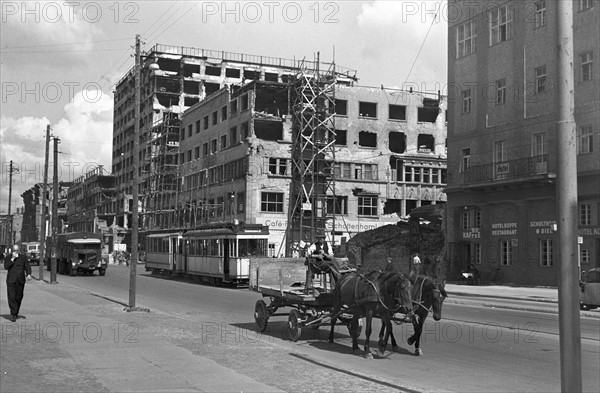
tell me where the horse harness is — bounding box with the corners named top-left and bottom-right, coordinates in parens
top-left (411, 275), bottom-right (442, 314)
top-left (343, 273), bottom-right (406, 313)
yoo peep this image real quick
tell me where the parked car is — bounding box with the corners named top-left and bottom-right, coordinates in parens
top-left (580, 268), bottom-right (600, 310)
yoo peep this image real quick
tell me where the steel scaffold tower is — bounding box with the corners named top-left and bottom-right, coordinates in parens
top-left (143, 113), bottom-right (179, 230)
top-left (286, 55), bottom-right (338, 256)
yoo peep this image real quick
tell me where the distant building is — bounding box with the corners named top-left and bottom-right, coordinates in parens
top-left (446, 1), bottom-right (600, 285)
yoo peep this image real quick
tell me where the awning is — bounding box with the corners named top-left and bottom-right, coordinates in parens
top-left (147, 232), bottom-right (182, 238)
top-left (67, 239), bottom-right (101, 244)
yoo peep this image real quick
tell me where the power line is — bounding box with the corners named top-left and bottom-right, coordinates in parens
top-left (403, 4), bottom-right (441, 85)
top-left (2, 38), bottom-right (130, 50)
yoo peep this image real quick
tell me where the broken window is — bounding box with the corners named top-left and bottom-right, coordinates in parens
top-left (418, 98), bottom-right (439, 123)
top-left (183, 63), bottom-right (199, 78)
top-left (281, 74), bottom-right (292, 84)
top-left (244, 69), bottom-right (260, 80)
top-left (211, 139), bottom-right (217, 154)
top-left (405, 200), bottom-right (418, 215)
top-left (221, 106), bottom-right (228, 121)
top-left (225, 68), bottom-right (240, 78)
top-left (156, 77), bottom-right (180, 93)
top-left (358, 131), bottom-right (377, 148)
top-left (241, 122), bottom-right (249, 139)
top-left (268, 158), bottom-right (287, 175)
top-left (383, 199), bottom-right (402, 215)
top-left (220, 135), bottom-right (227, 150)
top-left (335, 130), bottom-right (347, 145)
top-left (212, 111), bottom-right (218, 125)
top-left (241, 94), bottom-right (249, 111)
top-left (359, 102), bottom-right (377, 118)
top-left (230, 99), bottom-right (238, 116)
top-left (183, 80), bottom-right (200, 95)
top-left (326, 196), bottom-right (348, 215)
top-left (184, 96), bottom-right (199, 107)
top-left (389, 104), bottom-right (406, 120)
top-left (205, 66), bottom-right (221, 77)
top-left (335, 99), bottom-right (348, 115)
top-left (229, 126), bottom-right (238, 145)
top-left (264, 72), bottom-right (279, 82)
top-left (254, 84), bottom-right (288, 116)
top-left (418, 134), bottom-right (435, 152)
top-left (203, 116), bottom-right (209, 130)
top-left (204, 82), bottom-right (220, 97)
top-left (389, 132), bottom-right (406, 153)
top-left (157, 57), bottom-right (179, 73)
top-left (255, 119), bottom-right (282, 141)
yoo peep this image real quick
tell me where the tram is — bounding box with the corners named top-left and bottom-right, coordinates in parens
top-left (144, 222), bottom-right (269, 286)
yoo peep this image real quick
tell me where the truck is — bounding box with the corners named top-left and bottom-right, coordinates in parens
top-left (21, 241), bottom-right (40, 266)
top-left (49, 232), bottom-right (107, 276)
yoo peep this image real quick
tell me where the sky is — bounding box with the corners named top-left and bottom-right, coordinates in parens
top-left (0, 0), bottom-right (447, 213)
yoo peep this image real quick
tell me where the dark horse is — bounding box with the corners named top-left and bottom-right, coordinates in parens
top-left (379, 274), bottom-right (447, 356)
top-left (329, 271), bottom-right (413, 358)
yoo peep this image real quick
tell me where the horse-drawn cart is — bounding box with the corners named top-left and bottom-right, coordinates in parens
top-left (249, 257), bottom-right (360, 341)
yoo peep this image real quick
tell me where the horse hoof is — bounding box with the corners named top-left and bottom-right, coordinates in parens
top-left (407, 337), bottom-right (415, 346)
top-left (391, 345), bottom-right (399, 352)
top-left (415, 348), bottom-right (423, 356)
top-left (377, 349), bottom-right (385, 357)
top-left (364, 352), bottom-right (373, 359)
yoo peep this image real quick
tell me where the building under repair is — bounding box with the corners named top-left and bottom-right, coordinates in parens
top-left (175, 73), bottom-right (447, 256)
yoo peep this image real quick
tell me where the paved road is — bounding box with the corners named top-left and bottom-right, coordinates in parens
top-left (52, 264), bottom-right (600, 393)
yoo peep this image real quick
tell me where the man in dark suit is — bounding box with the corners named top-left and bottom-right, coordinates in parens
top-left (4, 244), bottom-right (32, 322)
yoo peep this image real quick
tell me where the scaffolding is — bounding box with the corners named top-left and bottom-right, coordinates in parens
top-left (142, 113), bottom-right (180, 230)
top-left (286, 55), bottom-right (338, 256)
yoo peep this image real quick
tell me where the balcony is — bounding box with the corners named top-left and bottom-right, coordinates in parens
top-left (461, 155), bottom-right (555, 188)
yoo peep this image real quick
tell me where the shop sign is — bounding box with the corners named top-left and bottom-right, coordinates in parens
top-left (491, 222), bottom-right (517, 236)
top-left (462, 228), bottom-right (481, 239)
top-left (578, 227), bottom-right (600, 236)
top-left (530, 220), bottom-right (556, 235)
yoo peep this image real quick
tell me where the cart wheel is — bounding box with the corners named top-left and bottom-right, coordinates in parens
top-left (254, 300), bottom-right (269, 332)
top-left (287, 309), bottom-right (303, 341)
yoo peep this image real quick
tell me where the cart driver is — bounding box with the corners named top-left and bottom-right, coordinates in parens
top-left (307, 230), bottom-right (333, 262)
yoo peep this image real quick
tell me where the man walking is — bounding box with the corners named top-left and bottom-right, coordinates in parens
top-left (4, 244), bottom-right (32, 322)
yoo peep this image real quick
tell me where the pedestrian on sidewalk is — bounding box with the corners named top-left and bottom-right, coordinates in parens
top-left (4, 244), bottom-right (32, 322)
top-left (411, 252), bottom-right (423, 276)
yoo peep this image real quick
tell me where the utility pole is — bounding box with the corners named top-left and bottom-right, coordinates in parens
top-left (7, 160), bottom-right (14, 245)
top-left (50, 136), bottom-right (60, 283)
top-left (556, 1), bottom-right (582, 391)
top-left (129, 33), bottom-right (141, 308)
top-left (39, 125), bottom-right (51, 281)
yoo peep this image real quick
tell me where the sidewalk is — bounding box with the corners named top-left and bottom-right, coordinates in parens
top-left (0, 270), bottom-right (284, 393)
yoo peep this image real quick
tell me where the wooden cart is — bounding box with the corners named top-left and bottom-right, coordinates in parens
top-left (249, 257), bottom-right (360, 341)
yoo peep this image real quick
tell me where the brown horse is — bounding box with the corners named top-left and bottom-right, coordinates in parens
top-left (379, 274), bottom-right (447, 356)
top-left (329, 271), bottom-right (413, 358)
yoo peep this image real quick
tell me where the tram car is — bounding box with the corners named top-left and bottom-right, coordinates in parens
top-left (145, 222), bottom-right (269, 286)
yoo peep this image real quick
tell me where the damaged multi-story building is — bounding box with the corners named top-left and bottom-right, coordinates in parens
top-left (111, 43), bottom-right (447, 256)
top-left (175, 80), bottom-right (447, 256)
top-left (112, 45), bottom-right (358, 232)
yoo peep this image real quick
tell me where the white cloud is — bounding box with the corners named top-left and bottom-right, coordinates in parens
top-left (0, 89), bottom-right (113, 211)
top-left (1, 1), bottom-right (103, 70)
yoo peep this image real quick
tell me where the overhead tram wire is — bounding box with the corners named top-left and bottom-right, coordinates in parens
top-left (145, 2), bottom-right (199, 44)
top-left (403, 6), bottom-right (441, 86)
top-left (95, 1), bottom-right (183, 90)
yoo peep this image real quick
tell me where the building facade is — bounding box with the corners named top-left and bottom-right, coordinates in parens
top-left (176, 81), bottom-right (447, 256)
top-left (111, 44), bottom-right (358, 233)
top-left (446, 0), bottom-right (600, 285)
